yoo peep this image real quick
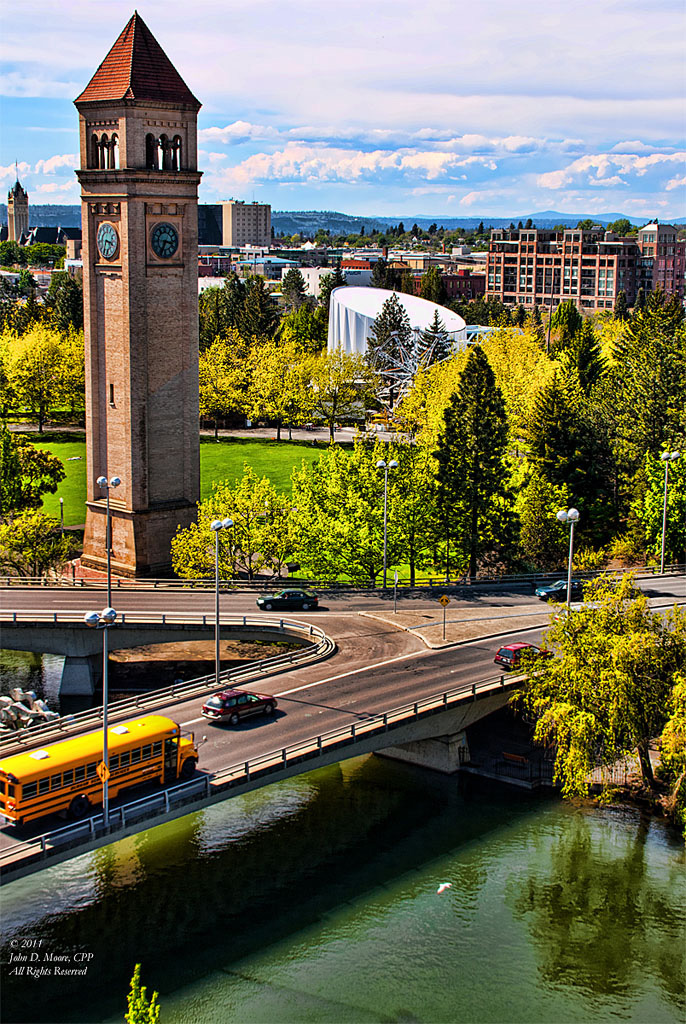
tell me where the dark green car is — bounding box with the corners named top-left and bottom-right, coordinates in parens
top-left (256, 589), bottom-right (319, 611)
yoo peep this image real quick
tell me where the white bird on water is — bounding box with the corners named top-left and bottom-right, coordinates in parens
top-left (437, 882), bottom-right (452, 894)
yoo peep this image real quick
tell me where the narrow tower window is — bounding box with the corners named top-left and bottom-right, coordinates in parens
top-left (109, 383), bottom-right (115, 406)
top-left (90, 134), bottom-right (99, 169)
top-left (100, 134), bottom-right (109, 169)
top-left (146, 134), bottom-right (157, 169)
top-left (111, 133), bottom-right (119, 170)
top-left (172, 136), bottom-right (183, 171)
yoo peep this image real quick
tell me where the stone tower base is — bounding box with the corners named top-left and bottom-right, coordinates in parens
top-left (81, 499), bottom-right (196, 578)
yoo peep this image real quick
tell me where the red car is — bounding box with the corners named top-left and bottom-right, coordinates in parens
top-left (201, 689), bottom-right (277, 725)
top-left (494, 643), bottom-right (553, 670)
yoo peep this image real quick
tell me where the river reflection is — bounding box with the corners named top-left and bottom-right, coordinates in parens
top-left (1, 756), bottom-right (683, 1024)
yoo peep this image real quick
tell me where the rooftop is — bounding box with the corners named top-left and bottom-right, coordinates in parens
top-left (75, 11), bottom-right (200, 109)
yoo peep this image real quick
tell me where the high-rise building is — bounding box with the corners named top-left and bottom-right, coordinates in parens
top-left (75, 12), bottom-right (201, 576)
top-left (7, 178), bottom-right (29, 242)
top-left (222, 200), bottom-right (271, 247)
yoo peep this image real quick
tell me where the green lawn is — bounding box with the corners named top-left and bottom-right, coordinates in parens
top-left (28, 436), bottom-right (325, 526)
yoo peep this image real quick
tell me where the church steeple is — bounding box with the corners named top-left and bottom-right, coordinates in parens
top-left (7, 174), bottom-right (28, 242)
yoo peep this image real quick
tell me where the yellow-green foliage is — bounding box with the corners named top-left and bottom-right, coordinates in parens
top-left (480, 327), bottom-right (556, 431)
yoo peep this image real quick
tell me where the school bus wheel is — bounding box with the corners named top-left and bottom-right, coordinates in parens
top-left (180, 758), bottom-right (197, 780)
top-left (69, 794), bottom-right (91, 819)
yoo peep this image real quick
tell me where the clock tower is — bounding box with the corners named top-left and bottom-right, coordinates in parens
top-left (75, 13), bottom-right (201, 576)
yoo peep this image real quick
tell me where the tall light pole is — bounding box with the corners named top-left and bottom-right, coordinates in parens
top-left (59, 497), bottom-right (64, 536)
top-left (660, 451), bottom-right (681, 575)
top-left (84, 606), bottom-right (117, 826)
top-left (96, 474), bottom-right (121, 606)
top-left (211, 518), bottom-right (233, 688)
top-left (376, 459), bottom-right (398, 588)
top-left (556, 507), bottom-right (580, 609)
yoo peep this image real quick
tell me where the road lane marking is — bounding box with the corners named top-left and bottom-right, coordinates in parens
top-left (180, 716), bottom-right (206, 726)
top-left (275, 648), bottom-right (431, 697)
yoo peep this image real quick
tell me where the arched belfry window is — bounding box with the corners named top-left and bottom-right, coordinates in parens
top-left (111, 133), bottom-right (119, 170)
top-left (159, 134), bottom-right (172, 171)
top-left (146, 134), bottom-right (158, 169)
top-left (99, 134), bottom-right (109, 170)
top-left (90, 134), bottom-right (99, 169)
top-left (172, 136), bottom-right (183, 171)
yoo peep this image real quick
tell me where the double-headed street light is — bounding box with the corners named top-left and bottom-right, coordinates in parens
top-left (96, 475), bottom-right (121, 606)
top-left (211, 518), bottom-right (234, 688)
top-left (376, 458), bottom-right (398, 588)
top-left (84, 606), bottom-right (117, 826)
top-left (556, 507), bottom-right (580, 610)
top-left (660, 451), bottom-right (681, 575)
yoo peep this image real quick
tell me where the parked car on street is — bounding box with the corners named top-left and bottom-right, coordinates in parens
top-left (201, 689), bottom-right (277, 726)
top-left (256, 589), bottom-right (319, 611)
top-left (535, 579), bottom-right (584, 602)
top-left (494, 643), bottom-right (553, 670)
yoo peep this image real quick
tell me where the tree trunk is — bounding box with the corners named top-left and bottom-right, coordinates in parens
top-left (636, 740), bottom-right (655, 788)
top-left (329, 420), bottom-right (335, 443)
top-left (214, 419), bottom-right (219, 441)
top-left (276, 418), bottom-right (282, 441)
top-left (409, 533), bottom-right (415, 587)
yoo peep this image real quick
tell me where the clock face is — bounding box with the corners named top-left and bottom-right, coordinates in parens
top-left (97, 222), bottom-right (119, 261)
top-left (151, 222), bottom-right (179, 259)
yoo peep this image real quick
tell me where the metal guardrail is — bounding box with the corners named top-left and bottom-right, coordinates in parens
top-left (0, 617), bottom-right (335, 756)
top-left (1, 565), bottom-right (684, 591)
top-left (0, 669), bottom-right (522, 881)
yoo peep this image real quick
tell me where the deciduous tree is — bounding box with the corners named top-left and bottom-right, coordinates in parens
top-left (307, 348), bottom-right (378, 442)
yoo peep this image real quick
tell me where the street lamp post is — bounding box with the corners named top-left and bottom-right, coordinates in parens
top-left (84, 606), bottom-right (117, 826)
top-left (59, 497), bottom-right (64, 536)
top-left (211, 518), bottom-right (234, 688)
top-left (660, 451), bottom-right (681, 575)
top-left (376, 458), bottom-right (398, 588)
top-left (556, 507), bottom-right (580, 609)
top-left (96, 475), bottom-right (121, 606)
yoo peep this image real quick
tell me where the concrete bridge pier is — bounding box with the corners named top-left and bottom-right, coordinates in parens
top-left (378, 730), bottom-right (470, 773)
top-left (59, 655), bottom-right (99, 696)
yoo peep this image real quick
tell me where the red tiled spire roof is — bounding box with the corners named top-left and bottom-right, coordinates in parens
top-left (75, 12), bottom-right (200, 108)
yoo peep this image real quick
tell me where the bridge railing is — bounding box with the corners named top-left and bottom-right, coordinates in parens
top-left (0, 668), bottom-right (523, 881)
top-left (1, 564), bottom-right (683, 592)
top-left (0, 617), bottom-right (335, 756)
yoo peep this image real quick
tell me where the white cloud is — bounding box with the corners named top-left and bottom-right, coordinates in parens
top-left (34, 153), bottom-right (77, 175)
top-left (665, 174), bottom-right (686, 192)
top-left (0, 161), bottom-right (31, 182)
top-left (537, 151), bottom-right (686, 189)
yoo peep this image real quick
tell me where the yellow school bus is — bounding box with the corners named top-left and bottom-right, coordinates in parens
top-left (0, 715), bottom-right (199, 826)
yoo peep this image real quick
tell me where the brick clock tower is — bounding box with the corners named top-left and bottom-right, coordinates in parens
top-left (75, 13), bottom-right (201, 576)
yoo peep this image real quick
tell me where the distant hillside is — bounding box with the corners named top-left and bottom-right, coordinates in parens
top-left (2, 204), bottom-right (680, 235)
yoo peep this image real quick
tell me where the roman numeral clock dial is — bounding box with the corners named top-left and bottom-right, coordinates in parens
top-left (96, 222), bottom-right (119, 260)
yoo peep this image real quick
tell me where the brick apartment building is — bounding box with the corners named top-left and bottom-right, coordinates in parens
top-left (486, 223), bottom-right (684, 312)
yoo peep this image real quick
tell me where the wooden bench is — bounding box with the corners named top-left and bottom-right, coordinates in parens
top-left (503, 751), bottom-right (529, 766)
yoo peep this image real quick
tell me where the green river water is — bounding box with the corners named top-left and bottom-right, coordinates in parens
top-left (1, 752), bottom-right (684, 1024)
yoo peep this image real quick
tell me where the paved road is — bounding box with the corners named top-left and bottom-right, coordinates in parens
top-left (1, 574), bottom-right (683, 856)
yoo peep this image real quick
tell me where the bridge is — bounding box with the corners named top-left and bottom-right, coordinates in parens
top-left (1, 573), bottom-right (683, 884)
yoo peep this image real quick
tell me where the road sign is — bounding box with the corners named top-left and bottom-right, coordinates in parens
top-left (438, 595), bottom-right (451, 607)
top-left (97, 761), bottom-right (110, 783)
top-left (394, 570), bottom-right (399, 585)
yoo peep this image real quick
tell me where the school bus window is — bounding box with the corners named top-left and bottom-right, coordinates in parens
top-left (75, 766), bottom-right (85, 782)
top-left (63, 769), bottom-right (73, 786)
top-left (131, 748), bottom-right (141, 764)
top-left (23, 782), bottom-right (37, 798)
top-left (51, 774), bottom-right (61, 790)
top-left (153, 741), bottom-right (162, 756)
top-left (120, 752), bottom-right (130, 768)
top-left (110, 755), bottom-right (119, 770)
top-left (86, 762), bottom-right (97, 779)
top-left (38, 779), bottom-right (50, 795)
top-left (142, 744), bottom-right (152, 760)
top-left (7, 784), bottom-right (15, 798)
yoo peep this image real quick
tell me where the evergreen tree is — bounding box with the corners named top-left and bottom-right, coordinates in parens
top-left (561, 319), bottom-right (606, 395)
top-left (511, 305), bottom-right (526, 328)
top-left (528, 305), bottom-right (545, 346)
top-left (634, 286), bottom-right (646, 312)
top-left (367, 293), bottom-right (412, 373)
top-left (551, 300), bottom-right (583, 349)
top-left (47, 272), bottom-right (83, 332)
top-left (411, 223), bottom-right (419, 237)
top-left (613, 289), bottom-right (686, 467)
top-left (371, 257), bottom-right (388, 289)
top-left (525, 218), bottom-right (533, 230)
top-left (518, 470), bottom-right (570, 571)
top-left (434, 347), bottom-right (511, 580)
top-left (238, 276), bottom-right (279, 341)
top-left (477, 221), bottom-right (484, 235)
top-left (281, 267), bottom-right (308, 309)
top-left (419, 266), bottom-right (447, 305)
top-left (418, 309), bottom-right (452, 365)
top-left (614, 289), bottom-right (630, 321)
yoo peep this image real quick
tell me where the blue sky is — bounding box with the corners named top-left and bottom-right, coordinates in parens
top-left (1, 0), bottom-right (685, 220)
